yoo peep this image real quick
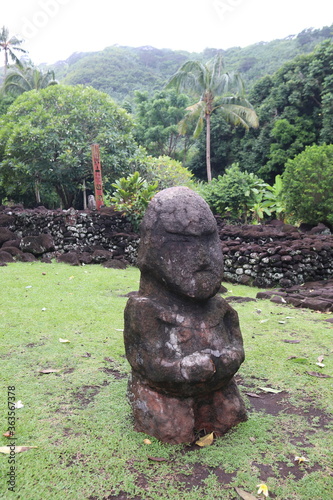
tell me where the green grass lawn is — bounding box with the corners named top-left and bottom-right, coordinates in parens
top-left (0, 262), bottom-right (332, 500)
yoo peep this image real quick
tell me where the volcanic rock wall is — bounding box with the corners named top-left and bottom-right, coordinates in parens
top-left (0, 206), bottom-right (139, 267)
top-left (1, 206), bottom-right (333, 288)
top-left (218, 221), bottom-right (333, 288)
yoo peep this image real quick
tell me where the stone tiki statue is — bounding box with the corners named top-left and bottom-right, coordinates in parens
top-left (124, 187), bottom-right (247, 444)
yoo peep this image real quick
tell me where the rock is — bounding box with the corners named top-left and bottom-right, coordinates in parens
top-left (92, 249), bottom-right (114, 263)
top-left (0, 215), bottom-right (15, 227)
top-left (124, 187), bottom-right (246, 444)
top-left (0, 227), bottom-right (16, 246)
top-left (1, 246), bottom-right (24, 258)
top-left (19, 253), bottom-right (38, 262)
top-left (20, 234), bottom-right (54, 255)
top-left (0, 250), bottom-right (14, 263)
top-left (2, 239), bottom-right (21, 249)
top-left (57, 252), bottom-right (80, 266)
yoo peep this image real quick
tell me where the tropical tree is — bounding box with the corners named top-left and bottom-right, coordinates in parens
top-left (0, 26), bottom-right (27, 76)
top-left (166, 53), bottom-right (259, 181)
top-left (0, 85), bottom-right (138, 208)
top-left (133, 89), bottom-right (193, 161)
top-left (2, 64), bottom-right (58, 97)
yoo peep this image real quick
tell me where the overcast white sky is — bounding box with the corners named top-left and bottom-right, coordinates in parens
top-left (2, 0), bottom-right (333, 64)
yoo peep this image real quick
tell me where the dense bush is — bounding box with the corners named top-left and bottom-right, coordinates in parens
top-left (143, 155), bottom-right (194, 189)
top-left (283, 144), bottom-right (333, 227)
top-left (108, 171), bottom-right (158, 230)
top-left (198, 164), bottom-right (267, 221)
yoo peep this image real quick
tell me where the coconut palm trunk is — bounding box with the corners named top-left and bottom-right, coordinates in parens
top-left (206, 112), bottom-right (212, 182)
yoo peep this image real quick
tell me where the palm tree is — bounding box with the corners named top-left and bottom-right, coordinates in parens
top-left (0, 26), bottom-right (27, 76)
top-left (167, 53), bottom-right (259, 182)
top-left (3, 64), bottom-right (58, 96)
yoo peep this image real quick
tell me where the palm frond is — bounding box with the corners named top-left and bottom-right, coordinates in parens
top-left (218, 103), bottom-right (259, 129)
top-left (166, 60), bottom-right (207, 95)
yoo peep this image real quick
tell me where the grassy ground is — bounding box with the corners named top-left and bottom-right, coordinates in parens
top-left (0, 262), bottom-right (332, 500)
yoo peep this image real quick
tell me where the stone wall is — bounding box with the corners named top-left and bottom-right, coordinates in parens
top-left (0, 205), bottom-right (139, 267)
top-left (218, 220), bottom-right (333, 288)
top-left (1, 206), bottom-right (333, 288)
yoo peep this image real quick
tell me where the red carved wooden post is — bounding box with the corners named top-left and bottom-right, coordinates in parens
top-left (91, 143), bottom-right (104, 210)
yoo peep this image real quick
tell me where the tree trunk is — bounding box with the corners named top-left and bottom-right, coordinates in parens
top-left (206, 113), bottom-right (212, 182)
top-left (82, 178), bottom-right (87, 210)
top-left (35, 180), bottom-right (41, 204)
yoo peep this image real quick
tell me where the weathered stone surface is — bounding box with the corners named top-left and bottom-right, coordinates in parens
top-left (20, 234), bottom-right (55, 255)
top-left (57, 252), bottom-right (80, 266)
top-left (256, 279), bottom-right (333, 312)
top-left (19, 252), bottom-right (38, 262)
top-left (124, 187), bottom-right (246, 444)
top-left (2, 239), bottom-right (21, 249)
top-left (0, 250), bottom-right (14, 263)
top-left (0, 227), bottom-right (16, 246)
top-left (2, 246), bottom-right (24, 258)
top-left (217, 219), bottom-right (333, 287)
top-left (0, 205), bottom-right (137, 265)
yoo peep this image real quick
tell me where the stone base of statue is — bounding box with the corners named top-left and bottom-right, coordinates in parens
top-left (128, 374), bottom-right (247, 444)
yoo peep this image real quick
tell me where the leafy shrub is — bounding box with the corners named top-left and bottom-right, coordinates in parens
top-left (108, 172), bottom-right (158, 230)
top-left (141, 155), bottom-right (194, 189)
top-left (199, 163), bottom-right (267, 222)
top-left (282, 144), bottom-right (333, 227)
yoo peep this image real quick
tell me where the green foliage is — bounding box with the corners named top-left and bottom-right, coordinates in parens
top-left (142, 155), bottom-right (194, 190)
top-left (167, 53), bottom-right (258, 182)
top-left (0, 25), bottom-right (27, 75)
top-left (45, 25), bottom-right (333, 103)
top-left (133, 89), bottom-right (191, 160)
top-left (282, 144), bottom-right (333, 227)
top-left (199, 164), bottom-right (264, 221)
top-left (2, 63), bottom-right (58, 97)
top-left (190, 40), bottom-right (333, 182)
top-left (264, 175), bottom-right (286, 220)
top-left (198, 165), bottom-right (285, 223)
top-left (109, 171), bottom-right (158, 230)
top-left (56, 45), bottom-right (193, 103)
top-left (0, 85), bottom-right (138, 208)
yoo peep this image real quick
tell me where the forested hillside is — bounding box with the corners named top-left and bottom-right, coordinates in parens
top-left (48, 25), bottom-right (333, 104)
top-left (189, 39), bottom-right (333, 181)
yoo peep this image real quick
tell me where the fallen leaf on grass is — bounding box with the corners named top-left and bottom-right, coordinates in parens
top-left (278, 321), bottom-right (286, 324)
top-left (143, 439), bottom-right (152, 445)
top-left (38, 369), bottom-right (61, 375)
top-left (0, 446), bottom-right (38, 454)
top-left (246, 392), bottom-right (262, 398)
top-left (295, 455), bottom-right (309, 464)
top-left (259, 387), bottom-right (282, 394)
top-left (14, 401), bottom-right (24, 409)
top-left (282, 339), bottom-right (301, 344)
top-left (257, 483), bottom-right (269, 497)
top-left (148, 456), bottom-right (168, 462)
top-left (235, 487), bottom-right (257, 500)
top-left (316, 362), bottom-right (325, 368)
top-left (306, 371), bottom-right (331, 378)
top-left (259, 319), bottom-right (269, 324)
top-left (249, 437), bottom-right (256, 443)
top-left (317, 355), bottom-right (324, 363)
top-left (3, 431), bottom-right (14, 438)
top-left (68, 276), bottom-right (75, 280)
top-left (59, 338), bottom-right (70, 343)
top-left (195, 432), bottom-right (214, 447)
